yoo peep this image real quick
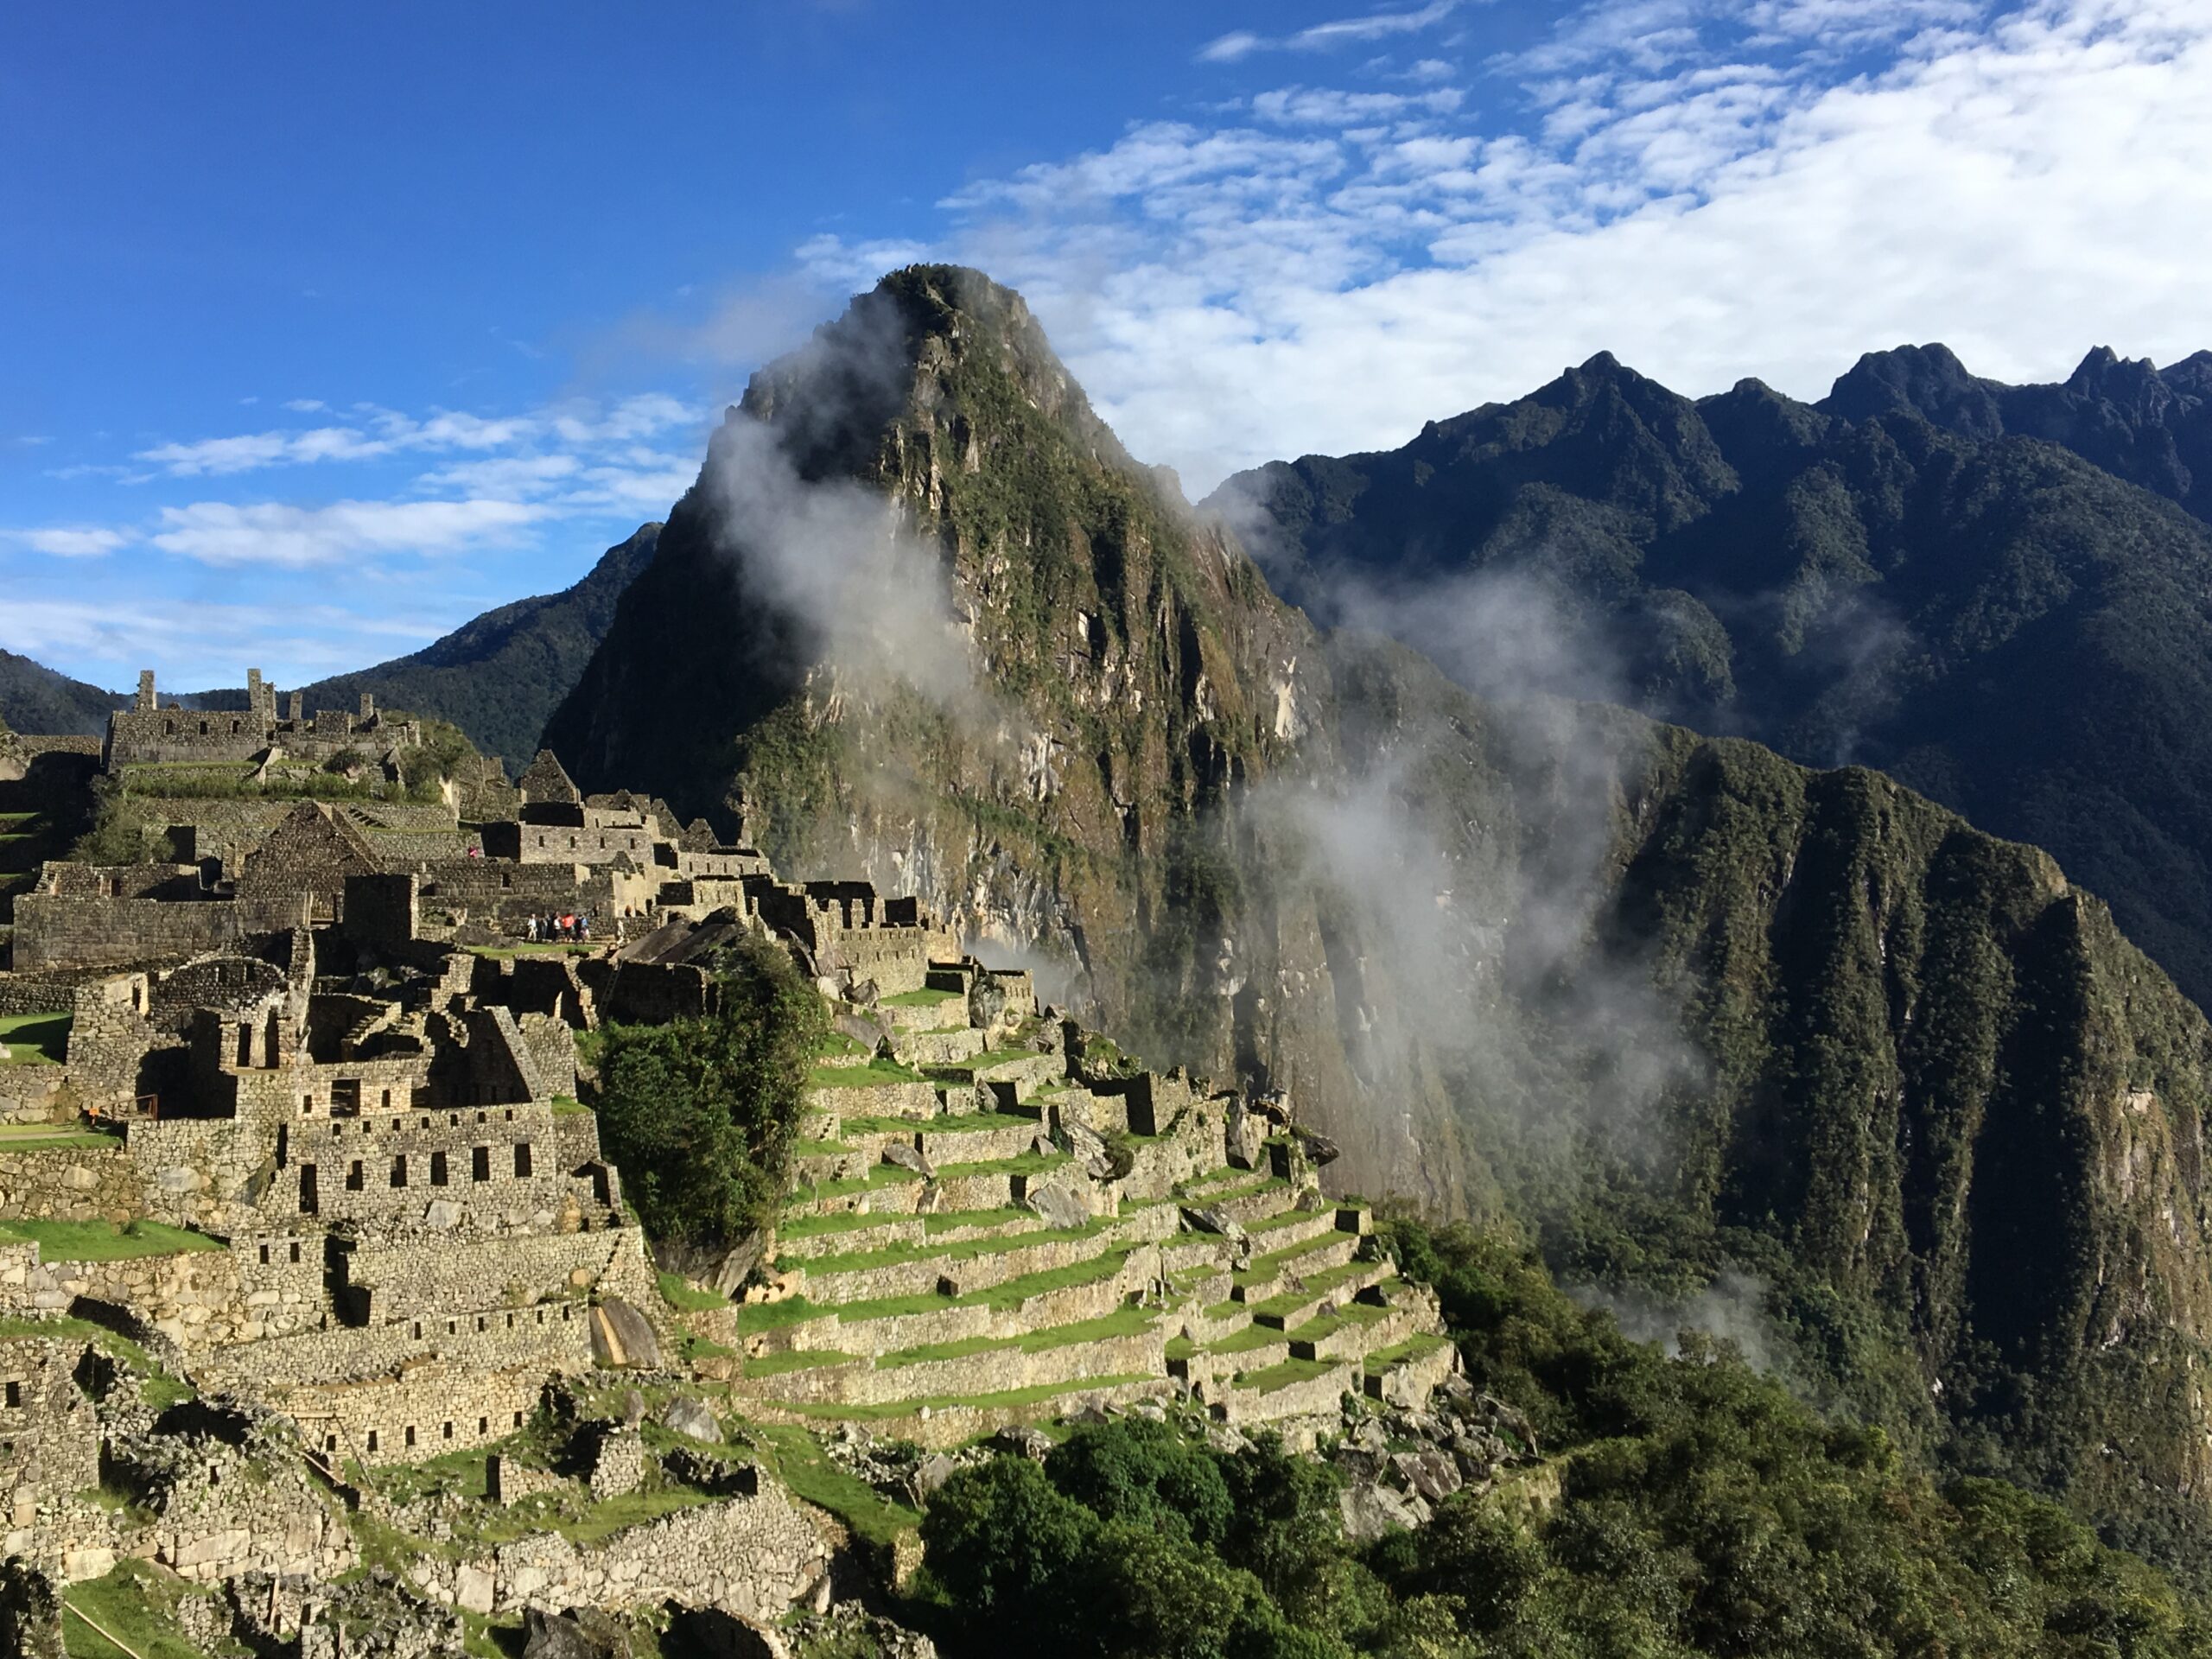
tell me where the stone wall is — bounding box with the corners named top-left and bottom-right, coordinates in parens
top-left (12, 891), bottom-right (308, 972)
top-left (423, 1482), bottom-right (828, 1623)
top-left (197, 1299), bottom-right (593, 1394)
top-left (0, 1236), bottom-right (319, 1355)
top-left (270, 1096), bottom-right (587, 1236)
top-left (285, 1359), bottom-right (553, 1464)
top-left (0, 1335), bottom-right (100, 1562)
top-left (757, 1327), bottom-right (1164, 1410)
top-left (0, 1070), bottom-right (68, 1128)
top-left (342, 1225), bottom-right (655, 1324)
top-left (0, 1145), bottom-right (144, 1223)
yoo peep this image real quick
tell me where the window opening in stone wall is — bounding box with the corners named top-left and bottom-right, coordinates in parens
top-left (412, 1321), bottom-right (422, 1338)
top-left (472, 1144), bottom-right (491, 1181)
top-left (346, 1160), bottom-right (363, 1192)
top-left (332, 1078), bottom-right (361, 1116)
top-left (258, 1244), bottom-right (270, 1266)
top-left (237, 1025), bottom-right (252, 1067)
top-left (289, 1242), bottom-right (302, 1264)
top-left (429, 1151), bottom-right (448, 1185)
top-left (301, 1094), bottom-right (314, 1116)
top-left (3, 1382), bottom-right (16, 1408)
top-left (476, 1315), bottom-right (485, 1332)
top-left (298, 1164), bottom-right (318, 1215)
top-left (478, 1415), bottom-right (488, 1433)
top-left (381, 1089), bottom-right (391, 1109)
top-left (367, 1431), bottom-right (378, 1453)
top-left (326, 1433), bottom-right (338, 1451)
top-left (447, 1319), bottom-right (456, 1335)
top-left (513, 1142), bottom-right (532, 1178)
top-left (275, 1126), bottom-right (288, 1167)
top-left (443, 1422), bottom-right (454, 1440)
top-left (391, 1154), bottom-right (408, 1188)
top-left (513, 1411), bottom-right (524, 1427)
top-left (405, 1427), bottom-right (416, 1447)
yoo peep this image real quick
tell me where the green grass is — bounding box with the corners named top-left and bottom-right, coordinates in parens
top-left (823, 1248), bottom-right (1135, 1325)
top-left (744, 1346), bottom-right (861, 1376)
top-left (550, 1094), bottom-right (592, 1116)
top-left (807, 1058), bottom-right (925, 1090)
top-left (1245, 1261), bottom-right (1373, 1321)
top-left (749, 1422), bottom-right (920, 1550)
top-left (1283, 1298), bottom-right (1392, 1345)
top-left (1205, 1322), bottom-right (1287, 1357)
top-left (1363, 1332), bottom-right (1455, 1373)
top-left (933, 1149), bottom-right (1068, 1179)
top-left (61, 1560), bottom-right (213, 1659)
top-left (842, 1109), bottom-right (1036, 1137)
top-left (923, 1205), bottom-right (1034, 1234)
top-left (1235, 1357), bottom-right (1343, 1394)
top-left (0, 1217), bottom-right (224, 1260)
top-left (1249, 1206), bottom-right (1333, 1234)
top-left (800, 1211), bottom-right (1120, 1277)
top-left (816, 1028), bottom-right (868, 1058)
top-left (786, 1163), bottom-right (924, 1205)
top-left (558, 1485), bottom-right (723, 1545)
top-left (733, 1295), bottom-right (829, 1336)
top-left (656, 1270), bottom-right (729, 1312)
top-left (880, 987), bottom-right (963, 1007)
top-left (780, 1373), bottom-right (1155, 1425)
top-left (0, 1126), bottom-right (124, 1150)
top-left (0, 1010), bottom-right (70, 1065)
top-left (778, 1209), bottom-right (913, 1243)
top-left (875, 1305), bottom-right (1154, 1369)
top-left (1233, 1230), bottom-right (1351, 1289)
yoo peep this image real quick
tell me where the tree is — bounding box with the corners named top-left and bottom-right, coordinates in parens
top-left (920, 1456), bottom-right (1096, 1632)
top-left (591, 932), bottom-right (823, 1262)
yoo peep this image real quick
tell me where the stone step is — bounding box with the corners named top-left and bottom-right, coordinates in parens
top-left (742, 1316), bottom-right (1165, 1411)
top-left (1240, 1207), bottom-right (1344, 1254)
top-left (1248, 1258), bottom-right (1391, 1332)
top-left (1221, 1357), bottom-right (1361, 1425)
top-left (1231, 1233), bottom-right (1361, 1305)
top-left (795, 1205), bottom-right (1173, 1307)
top-left (1285, 1293), bottom-right (1420, 1363)
top-left (878, 990), bottom-right (972, 1033)
top-left (894, 1027), bottom-right (987, 1066)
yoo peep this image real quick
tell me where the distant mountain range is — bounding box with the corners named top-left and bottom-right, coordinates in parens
top-left (1211, 343), bottom-right (2212, 1013)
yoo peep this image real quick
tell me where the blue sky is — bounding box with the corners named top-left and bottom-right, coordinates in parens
top-left (4, 1), bottom-right (2208, 692)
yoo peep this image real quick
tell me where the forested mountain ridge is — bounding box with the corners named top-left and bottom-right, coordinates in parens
top-left (0, 646), bottom-right (119, 735)
top-left (540, 268), bottom-right (2212, 1573)
top-left (1212, 349), bottom-right (2212, 1018)
top-left (291, 520), bottom-right (660, 769)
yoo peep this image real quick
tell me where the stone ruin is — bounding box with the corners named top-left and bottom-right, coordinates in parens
top-left (0, 687), bottom-right (1459, 1652)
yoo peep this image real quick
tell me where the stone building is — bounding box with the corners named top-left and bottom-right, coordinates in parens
top-left (103, 668), bottom-right (421, 769)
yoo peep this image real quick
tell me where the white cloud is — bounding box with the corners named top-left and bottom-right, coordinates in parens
top-left (1198, 3), bottom-right (1462, 62)
top-left (6, 526), bottom-right (126, 558)
top-left (149, 499), bottom-right (552, 569)
top-left (912, 0), bottom-right (2212, 492)
top-left (283, 398), bottom-right (327, 412)
top-left (0, 597), bottom-right (443, 690)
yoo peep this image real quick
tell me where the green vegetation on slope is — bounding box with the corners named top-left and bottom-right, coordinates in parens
top-left (911, 1219), bottom-right (2212, 1659)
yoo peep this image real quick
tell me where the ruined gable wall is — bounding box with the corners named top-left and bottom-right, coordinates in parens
top-left (271, 1102), bottom-right (587, 1236)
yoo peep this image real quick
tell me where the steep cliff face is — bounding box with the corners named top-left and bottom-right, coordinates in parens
top-left (548, 271), bottom-right (2212, 1567)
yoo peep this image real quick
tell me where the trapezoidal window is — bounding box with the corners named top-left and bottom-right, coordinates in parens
top-left (513, 1142), bottom-right (532, 1178)
top-left (429, 1151), bottom-right (448, 1186)
top-left (472, 1145), bottom-right (491, 1182)
top-left (390, 1154), bottom-right (408, 1188)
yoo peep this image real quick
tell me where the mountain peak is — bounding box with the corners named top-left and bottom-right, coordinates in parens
top-left (1821, 342), bottom-right (2005, 439)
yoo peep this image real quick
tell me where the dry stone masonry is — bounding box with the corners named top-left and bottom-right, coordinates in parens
top-left (0, 678), bottom-right (1455, 1653)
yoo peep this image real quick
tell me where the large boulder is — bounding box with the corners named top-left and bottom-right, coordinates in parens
top-left (1339, 1480), bottom-right (1430, 1543)
top-left (588, 1298), bottom-right (663, 1369)
top-left (524, 1606), bottom-right (633, 1659)
top-left (882, 1143), bottom-right (936, 1180)
top-left (1224, 1100), bottom-right (1267, 1170)
top-left (1027, 1183), bottom-right (1090, 1231)
top-left (662, 1395), bottom-right (721, 1444)
top-left (1182, 1205), bottom-right (1247, 1243)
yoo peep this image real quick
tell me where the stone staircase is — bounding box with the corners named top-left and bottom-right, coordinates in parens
top-left (681, 988), bottom-right (1459, 1446)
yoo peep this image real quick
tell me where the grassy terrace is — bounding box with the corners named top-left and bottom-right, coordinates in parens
top-left (1284, 1298), bottom-right (1394, 1345)
top-left (786, 1163), bottom-right (923, 1204)
top-left (879, 987), bottom-right (962, 1008)
top-left (550, 1095), bottom-right (592, 1116)
top-left (1204, 1322), bottom-right (1288, 1357)
top-left (779, 1372), bottom-right (1154, 1424)
top-left (923, 1205), bottom-right (1033, 1234)
top-left (1249, 1205), bottom-right (1336, 1234)
top-left (806, 1058), bottom-right (925, 1090)
top-left (735, 1247), bottom-right (1135, 1335)
top-left (839, 1109), bottom-right (1036, 1138)
top-left (798, 1211), bottom-right (1125, 1277)
top-left (0, 1218), bottom-right (223, 1260)
top-left (933, 1149), bottom-right (1067, 1179)
top-left (778, 1208), bottom-right (915, 1242)
top-left (0, 1123), bottom-right (122, 1151)
top-left (655, 1270), bottom-right (729, 1312)
top-left (875, 1305), bottom-right (1155, 1368)
top-left (1234, 1357), bottom-right (1341, 1394)
top-left (1363, 1332), bottom-right (1454, 1373)
top-left (1247, 1260), bottom-right (1375, 1321)
top-left (1233, 1230), bottom-right (1352, 1288)
top-left (0, 1011), bottom-right (70, 1065)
